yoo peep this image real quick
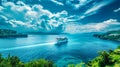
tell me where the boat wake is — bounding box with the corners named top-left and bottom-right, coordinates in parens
top-left (0, 42), bottom-right (56, 51)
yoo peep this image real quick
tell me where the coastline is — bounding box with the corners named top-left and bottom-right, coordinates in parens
top-left (0, 29), bottom-right (28, 38)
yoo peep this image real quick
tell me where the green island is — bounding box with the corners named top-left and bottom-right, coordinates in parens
top-left (93, 30), bottom-right (120, 41)
top-left (0, 46), bottom-right (120, 67)
top-left (0, 29), bottom-right (28, 38)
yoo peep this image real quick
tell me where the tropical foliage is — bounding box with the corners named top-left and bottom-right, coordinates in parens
top-left (68, 47), bottom-right (120, 67)
top-left (0, 54), bottom-right (55, 67)
top-left (0, 47), bottom-right (120, 67)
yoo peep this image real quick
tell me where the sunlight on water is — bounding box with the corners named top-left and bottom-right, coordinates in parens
top-left (0, 42), bottom-right (56, 51)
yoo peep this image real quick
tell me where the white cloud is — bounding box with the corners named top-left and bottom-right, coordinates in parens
top-left (65, 19), bottom-right (120, 33)
top-left (74, 0), bottom-right (115, 20)
top-left (51, 0), bottom-right (64, 6)
top-left (60, 0), bottom-right (115, 21)
top-left (0, 6), bottom-right (4, 10)
top-left (0, 1), bottom-right (119, 34)
top-left (7, 20), bottom-right (25, 27)
top-left (66, 0), bottom-right (92, 10)
top-left (0, 1), bottom-right (69, 33)
top-left (79, 15), bottom-right (85, 19)
top-left (16, 1), bottom-right (26, 6)
top-left (114, 8), bottom-right (120, 12)
top-left (0, 15), bottom-right (8, 21)
top-left (85, 0), bottom-right (113, 14)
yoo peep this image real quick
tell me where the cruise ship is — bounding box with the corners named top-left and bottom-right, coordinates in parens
top-left (55, 37), bottom-right (68, 45)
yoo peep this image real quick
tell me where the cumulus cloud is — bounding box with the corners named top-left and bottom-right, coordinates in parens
top-left (0, 1), bottom-right (68, 33)
top-left (114, 8), bottom-right (120, 12)
top-left (0, 1), bottom-right (119, 34)
top-left (65, 19), bottom-right (120, 33)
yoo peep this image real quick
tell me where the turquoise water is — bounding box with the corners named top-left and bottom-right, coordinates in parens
top-left (0, 33), bottom-right (119, 66)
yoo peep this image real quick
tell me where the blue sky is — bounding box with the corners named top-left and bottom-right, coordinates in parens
top-left (39, 0), bottom-right (120, 23)
top-left (0, 0), bottom-right (120, 33)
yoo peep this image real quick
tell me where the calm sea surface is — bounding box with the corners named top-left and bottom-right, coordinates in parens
top-left (0, 33), bottom-right (119, 66)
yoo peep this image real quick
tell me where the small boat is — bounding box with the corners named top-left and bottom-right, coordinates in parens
top-left (55, 37), bottom-right (68, 45)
